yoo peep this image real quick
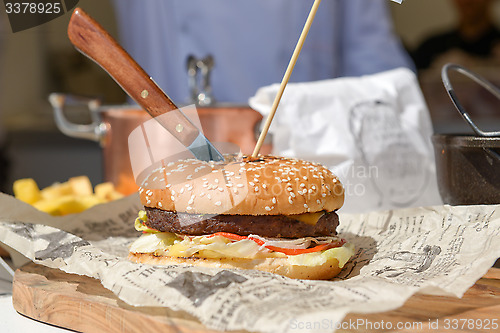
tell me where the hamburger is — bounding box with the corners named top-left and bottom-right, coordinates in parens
top-left (128, 155), bottom-right (354, 280)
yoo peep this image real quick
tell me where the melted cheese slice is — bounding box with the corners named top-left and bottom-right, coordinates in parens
top-left (290, 211), bottom-right (326, 225)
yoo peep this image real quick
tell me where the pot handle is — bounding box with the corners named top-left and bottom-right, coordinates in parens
top-left (441, 63), bottom-right (500, 137)
top-left (48, 93), bottom-right (107, 143)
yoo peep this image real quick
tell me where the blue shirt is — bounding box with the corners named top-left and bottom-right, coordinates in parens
top-left (113, 0), bottom-right (413, 104)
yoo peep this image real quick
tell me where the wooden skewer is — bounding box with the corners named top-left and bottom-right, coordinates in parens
top-left (252, 0), bottom-right (322, 158)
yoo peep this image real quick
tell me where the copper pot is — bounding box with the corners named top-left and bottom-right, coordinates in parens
top-left (49, 94), bottom-right (271, 195)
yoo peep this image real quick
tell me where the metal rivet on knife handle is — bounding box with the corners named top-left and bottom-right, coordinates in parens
top-left (176, 124), bottom-right (184, 133)
top-left (141, 90), bottom-right (149, 98)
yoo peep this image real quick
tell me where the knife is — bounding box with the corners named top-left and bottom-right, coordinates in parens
top-left (67, 8), bottom-right (224, 162)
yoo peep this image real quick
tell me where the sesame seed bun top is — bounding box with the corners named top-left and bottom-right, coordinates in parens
top-left (138, 155), bottom-right (344, 215)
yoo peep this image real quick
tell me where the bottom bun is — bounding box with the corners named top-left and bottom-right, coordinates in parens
top-left (128, 252), bottom-right (343, 280)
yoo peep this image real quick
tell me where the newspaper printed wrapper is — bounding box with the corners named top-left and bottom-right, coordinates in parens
top-left (0, 192), bottom-right (499, 333)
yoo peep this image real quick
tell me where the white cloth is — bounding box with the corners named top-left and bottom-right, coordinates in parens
top-left (249, 68), bottom-right (442, 213)
top-left (112, 0), bottom-right (414, 104)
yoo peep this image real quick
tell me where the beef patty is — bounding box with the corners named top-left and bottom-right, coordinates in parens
top-left (144, 207), bottom-right (339, 238)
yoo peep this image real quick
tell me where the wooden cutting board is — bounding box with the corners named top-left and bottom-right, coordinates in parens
top-left (12, 263), bottom-right (500, 333)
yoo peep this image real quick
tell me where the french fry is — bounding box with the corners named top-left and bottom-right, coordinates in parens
top-left (14, 176), bottom-right (125, 216)
top-left (95, 182), bottom-right (124, 201)
top-left (13, 178), bottom-right (42, 204)
top-left (69, 176), bottom-right (93, 196)
top-left (40, 182), bottom-right (73, 200)
top-left (33, 197), bottom-right (67, 216)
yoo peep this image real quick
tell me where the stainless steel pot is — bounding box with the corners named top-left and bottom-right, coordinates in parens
top-left (49, 93), bottom-right (271, 195)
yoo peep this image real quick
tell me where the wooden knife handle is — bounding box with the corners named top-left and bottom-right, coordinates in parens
top-left (67, 7), bottom-right (199, 144)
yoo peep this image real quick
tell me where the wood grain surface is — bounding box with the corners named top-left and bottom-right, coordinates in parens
top-left (12, 263), bottom-right (500, 333)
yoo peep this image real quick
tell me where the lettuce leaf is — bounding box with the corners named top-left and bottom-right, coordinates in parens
top-left (134, 210), bottom-right (158, 233)
top-left (288, 242), bottom-right (355, 267)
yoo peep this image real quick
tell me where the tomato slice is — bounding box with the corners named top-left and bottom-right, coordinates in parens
top-left (207, 232), bottom-right (248, 241)
top-left (207, 232), bottom-right (345, 255)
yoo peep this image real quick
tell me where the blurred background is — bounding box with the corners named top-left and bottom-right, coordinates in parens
top-left (1, 0), bottom-right (500, 194)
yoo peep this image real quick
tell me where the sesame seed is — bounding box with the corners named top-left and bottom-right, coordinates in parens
top-left (171, 190), bottom-right (176, 195)
top-left (265, 206), bottom-right (272, 211)
top-left (158, 202), bottom-right (163, 207)
top-left (254, 187), bottom-right (259, 192)
top-left (207, 194), bottom-right (212, 200)
top-left (322, 193), bottom-right (326, 197)
top-left (290, 192), bottom-right (296, 198)
top-left (236, 184), bottom-right (244, 188)
top-left (262, 184), bottom-right (267, 189)
top-left (199, 192), bottom-right (205, 197)
top-left (187, 206), bottom-right (192, 210)
top-left (215, 201), bottom-right (222, 206)
top-left (303, 176), bottom-right (308, 180)
top-left (214, 178), bottom-right (219, 183)
top-left (304, 204), bottom-right (309, 209)
top-left (300, 183), bottom-right (306, 188)
top-left (288, 197), bottom-right (293, 204)
top-left (233, 189), bottom-right (239, 194)
top-left (179, 188), bottom-right (184, 194)
top-left (171, 196), bottom-right (175, 201)
top-left (218, 187), bottom-right (224, 192)
top-left (272, 197), bottom-right (276, 204)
